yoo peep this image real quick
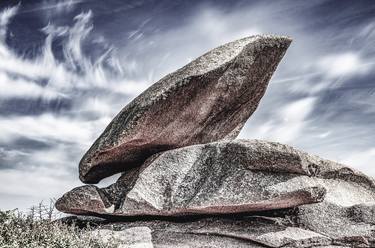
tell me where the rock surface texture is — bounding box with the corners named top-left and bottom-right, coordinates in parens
top-left (56, 35), bottom-right (375, 247)
top-left (61, 204), bottom-right (375, 248)
top-left (79, 35), bottom-right (291, 184)
top-left (60, 139), bottom-right (375, 217)
top-left (57, 140), bottom-right (375, 246)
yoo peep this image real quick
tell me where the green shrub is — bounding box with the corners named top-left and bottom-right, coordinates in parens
top-left (0, 202), bottom-right (119, 248)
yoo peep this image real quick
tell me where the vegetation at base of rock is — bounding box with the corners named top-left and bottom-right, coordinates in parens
top-left (0, 203), bottom-right (119, 248)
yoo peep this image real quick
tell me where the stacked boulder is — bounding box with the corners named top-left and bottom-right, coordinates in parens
top-left (56, 35), bottom-right (375, 248)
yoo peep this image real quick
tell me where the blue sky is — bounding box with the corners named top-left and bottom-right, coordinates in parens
top-left (0, 0), bottom-right (375, 211)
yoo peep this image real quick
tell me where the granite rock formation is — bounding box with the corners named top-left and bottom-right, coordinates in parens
top-left (61, 202), bottom-right (375, 247)
top-left (56, 35), bottom-right (375, 247)
top-left (59, 139), bottom-right (375, 217)
top-left (57, 140), bottom-right (375, 246)
top-left (79, 35), bottom-right (291, 184)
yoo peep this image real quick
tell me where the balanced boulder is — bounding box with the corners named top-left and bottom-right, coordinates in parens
top-left (55, 34), bottom-right (375, 247)
top-left (79, 35), bottom-right (292, 183)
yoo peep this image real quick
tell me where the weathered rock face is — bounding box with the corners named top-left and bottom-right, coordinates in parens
top-left (62, 204), bottom-right (375, 248)
top-left (56, 140), bottom-right (375, 218)
top-left (296, 202), bottom-right (375, 247)
top-left (55, 34), bottom-right (375, 247)
top-left (79, 35), bottom-right (292, 183)
top-left (89, 227), bottom-right (154, 248)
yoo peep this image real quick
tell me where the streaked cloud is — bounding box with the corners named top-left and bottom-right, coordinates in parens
top-left (317, 52), bottom-right (372, 78)
top-left (344, 148), bottom-right (375, 176)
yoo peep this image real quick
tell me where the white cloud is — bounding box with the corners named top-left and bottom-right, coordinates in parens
top-left (317, 52), bottom-right (371, 78)
top-left (0, 73), bottom-right (62, 99)
top-left (0, 5), bottom-right (133, 102)
top-left (0, 114), bottom-right (110, 146)
top-left (242, 97), bottom-right (316, 144)
top-left (276, 51), bottom-right (374, 95)
top-left (114, 80), bottom-right (150, 95)
top-left (0, 167), bottom-right (81, 210)
top-left (0, 5), bottom-right (19, 42)
top-left (343, 148), bottom-right (375, 175)
top-left (119, 6), bottom-right (262, 82)
top-left (49, 0), bottom-right (80, 13)
top-left (275, 97), bottom-right (316, 142)
top-left (317, 131), bottom-right (331, 139)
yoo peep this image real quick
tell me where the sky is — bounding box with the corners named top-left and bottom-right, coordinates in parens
top-left (0, 0), bottom-right (375, 211)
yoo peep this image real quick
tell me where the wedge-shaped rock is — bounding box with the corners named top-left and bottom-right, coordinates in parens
top-left (79, 35), bottom-right (292, 183)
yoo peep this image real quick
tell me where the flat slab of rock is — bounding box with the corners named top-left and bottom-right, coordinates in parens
top-left (62, 208), bottom-right (375, 248)
top-left (79, 35), bottom-right (291, 183)
top-left (57, 140), bottom-right (375, 218)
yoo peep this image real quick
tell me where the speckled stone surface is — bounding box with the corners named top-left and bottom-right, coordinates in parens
top-left (55, 34), bottom-right (375, 247)
top-left (57, 140), bottom-right (375, 247)
top-left (89, 227), bottom-right (153, 248)
top-left (57, 140), bottom-right (375, 219)
top-left (61, 207), bottom-right (375, 247)
top-left (79, 35), bottom-right (291, 183)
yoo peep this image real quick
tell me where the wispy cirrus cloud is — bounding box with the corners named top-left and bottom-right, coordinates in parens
top-left (241, 97), bottom-right (317, 144)
top-left (0, 4), bottom-right (130, 210)
top-left (317, 52), bottom-right (372, 78)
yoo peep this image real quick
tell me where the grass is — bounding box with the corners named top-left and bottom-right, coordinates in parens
top-left (0, 201), bottom-right (120, 248)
